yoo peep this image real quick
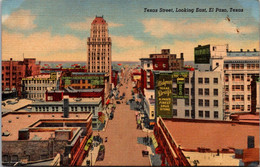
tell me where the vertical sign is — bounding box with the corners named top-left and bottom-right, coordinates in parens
top-left (173, 72), bottom-right (189, 99)
top-left (155, 73), bottom-right (173, 118)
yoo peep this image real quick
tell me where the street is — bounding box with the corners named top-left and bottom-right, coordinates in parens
top-left (95, 68), bottom-right (151, 166)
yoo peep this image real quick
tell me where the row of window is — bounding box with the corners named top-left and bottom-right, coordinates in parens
top-left (27, 93), bottom-right (44, 99)
top-left (199, 99), bottom-right (219, 107)
top-left (173, 109), bottom-right (219, 119)
top-left (34, 106), bottom-right (96, 113)
top-left (198, 88), bottom-right (218, 96)
top-left (224, 63), bottom-right (259, 70)
top-left (23, 80), bottom-right (55, 84)
top-left (225, 105), bottom-right (251, 111)
top-left (25, 87), bottom-right (54, 91)
top-left (198, 110), bottom-right (219, 118)
top-left (198, 77), bottom-right (219, 84)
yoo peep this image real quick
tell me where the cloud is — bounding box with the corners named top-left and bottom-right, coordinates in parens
top-left (66, 17), bottom-right (93, 31)
top-left (2, 31), bottom-right (86, 61)
top-left (142, 18), bottom-right (258, 38)
top-left (111, 35), bottom-right (144, 48)
top-left (3, 10), bottom-right (37, 30)
top-left (109, 22), bottom-right (123, 27)
top-left (2, 15), bottom-right (9, 22)
top-left (67, 17), bottom-right (123, 31)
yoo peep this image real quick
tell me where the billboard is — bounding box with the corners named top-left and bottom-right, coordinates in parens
top-left (173, 72), bottom-right (189, 99)
top-left (194, 44), bottom-right (211, 64)
top-left (155, 73), bottom-right (173, 118)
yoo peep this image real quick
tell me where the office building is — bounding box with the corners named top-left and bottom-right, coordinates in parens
top-left (87, 16), bottom-right (112, 76)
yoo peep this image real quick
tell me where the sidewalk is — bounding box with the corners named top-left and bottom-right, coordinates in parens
top-left (82, 144), bottom-right (101, 166)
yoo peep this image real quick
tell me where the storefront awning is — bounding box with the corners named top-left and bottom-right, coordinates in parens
top-left (84, 136), bottom-right (93, 151)
top-left (151, 134), bottom-right (158, 149)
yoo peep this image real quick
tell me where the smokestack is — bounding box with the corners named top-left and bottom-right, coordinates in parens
top-left (63, 96), bottom-right (69, 118)
top-left (247, 136), bottom-right (255, 148)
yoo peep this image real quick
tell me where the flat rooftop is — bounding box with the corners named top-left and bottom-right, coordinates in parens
top-left (163, 119), bottom-right (259, 151)
top-left (2, 99), bottom-right (33, 112)
top-left (32, 97), bottom-right (102, 105)
top-left (2, 112), bottom-right (91, 141)
top-left (183, 151), bottom-right (239, 166)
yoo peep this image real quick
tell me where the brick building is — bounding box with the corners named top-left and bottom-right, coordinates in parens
top-left (2, 111), bottom-right (93, 166)
top-left (2, 58), bottom-right (41, 96)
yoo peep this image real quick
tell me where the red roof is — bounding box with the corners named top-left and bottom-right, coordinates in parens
top-left (163, 119), bottom-right (259, 151)
top-left (92, 17), bottom-right (106, 24)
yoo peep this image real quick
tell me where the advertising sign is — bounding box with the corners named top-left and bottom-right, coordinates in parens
top-left (173, 72), bottom-right (189, 99)
top-left (155, 73), bottom-right (173, 118)
top-left (194, 44), bottom-right (211, 64)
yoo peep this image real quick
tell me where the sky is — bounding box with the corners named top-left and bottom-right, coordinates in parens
top-left (1, 0), bottom-right (259, 62)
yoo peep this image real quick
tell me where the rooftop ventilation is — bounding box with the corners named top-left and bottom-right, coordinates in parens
top-left (8, 120), bottom-right (12, 123)
top-left (28, 115), bottom-right (31, 117)
top-left (16, 117), bottom-right (19, 119)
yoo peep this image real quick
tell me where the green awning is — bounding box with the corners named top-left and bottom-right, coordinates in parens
top-left (151, 135), bottom-right (158, 148)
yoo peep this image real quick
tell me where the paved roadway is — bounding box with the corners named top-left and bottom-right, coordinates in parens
top-left (95, 68), bottom-right (150, 166)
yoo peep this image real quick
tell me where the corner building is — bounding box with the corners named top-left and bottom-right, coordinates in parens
top-left (87, 16), bottom-right (112, 76)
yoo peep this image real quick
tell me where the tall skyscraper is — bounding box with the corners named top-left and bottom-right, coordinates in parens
top-left (87, 16), bottom-right (112, 75)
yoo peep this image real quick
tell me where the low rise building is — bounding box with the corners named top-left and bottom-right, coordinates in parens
top-left (2, 111), bottom-right (93, 166)
top-left (21, 72), bottom-right (61, 100)
top-left (153, 117), bottom-right (259, 166)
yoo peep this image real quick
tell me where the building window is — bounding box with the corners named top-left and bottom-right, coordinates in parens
top-left (214, 78), bottom-right (218, 84)
top-left (225, 74), bottom-right (229, 82)
top-left (185, 88), bottom-right (189, 95)
top-left (247, 85), bottom-right (251, 91)
top-left (199, 99), bottom-right (203, 106)
top-left (248, 105), bottom-right (251, 111)
top-left (198, 78), bottom-right (203, 84)
top-left (2, 155), bottom-right (9, 162)
top-left (248, 95), bottom-right (251, 101)
top-left (214, 89), bottom-right (218, 96)
top-left (205, 88), bottom-right (209, 96)
top-left (198, 88), bottom-right (203, 95)
top-left (147, 63), bottom-right (150, 67)
top-left (214, 111), bottom-right (218, 118)
top-left (185, 78), bottom-right (189, 83)
top-left (185, 99), bottom-right (189, 106)
top-left (205, 111), bottom-right (210, 118)
top-left (173, 109), bottom-right (177, 116)
top-left (214, 100), bottom-right (218, 107)
top-left (173, 98), bottom-right (177, 105)
top-left (185, 110), bottom-right (189, 117)
top-left (11, 155), bottom-right (18, 162)
top-left (205, 100), bottom-right (210, 107)
top-left (191, 99), bottom-right (195, 105)
top-left (205, 78), bottom-right (209, 84)
top-left (199, 110), bottom-right (203, 118)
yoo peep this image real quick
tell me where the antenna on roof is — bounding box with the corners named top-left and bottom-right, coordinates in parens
top-left (102, 15), bottom-right (103, 18)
